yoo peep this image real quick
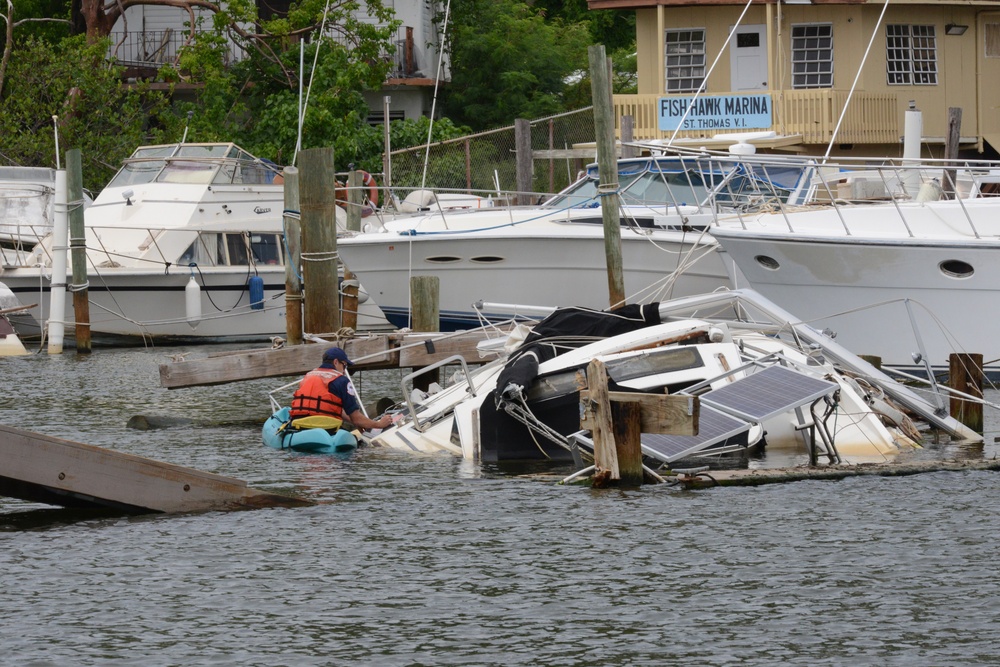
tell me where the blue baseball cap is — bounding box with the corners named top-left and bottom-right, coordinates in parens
top-left (322, 346), bottom-right (353, 366)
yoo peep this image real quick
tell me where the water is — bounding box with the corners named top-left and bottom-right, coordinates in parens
top-left (3, 346), bottom-right (1000, 666)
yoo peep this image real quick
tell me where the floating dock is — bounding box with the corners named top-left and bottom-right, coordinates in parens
top-left (0, 424), bottom-right (312, 513)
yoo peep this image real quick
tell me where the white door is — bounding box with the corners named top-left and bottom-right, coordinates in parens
top-left (730, 24), bottom-right (767, 91)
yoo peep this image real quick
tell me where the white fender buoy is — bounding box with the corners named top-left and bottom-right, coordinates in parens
top-left (185, 275), bottom-right (202, 329)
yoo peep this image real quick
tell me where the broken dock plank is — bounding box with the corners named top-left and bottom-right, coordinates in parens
top-left (673, 458), bottom-right (1000, 488)
top-left (160, 330), bottom-right (506, 389)
top-left (0, 424), bottom-right (312, 513)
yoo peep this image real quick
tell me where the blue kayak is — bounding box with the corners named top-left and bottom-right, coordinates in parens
top-left (262, 407), bottom-right (359, 455)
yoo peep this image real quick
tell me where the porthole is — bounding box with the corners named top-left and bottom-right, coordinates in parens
top-left (470, 256), bottom-right (505, 264)
top-left (425, 256), bottom-right (462, 264)
top-left (939, 259), bottom-right (974, 278)
top-left (755, 255), bottom-right (780, 270)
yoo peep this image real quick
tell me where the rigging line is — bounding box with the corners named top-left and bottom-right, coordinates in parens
top-left (293, 0), bottom-right (334, 167)
top-left (667, 0), bottom-right (755, 145)
top-left (420, 0), bottom-right (452, 192)
top-left (824, 0), bottom-right (891, 160)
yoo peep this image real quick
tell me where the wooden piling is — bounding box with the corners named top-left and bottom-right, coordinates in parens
top-left (282, 166), bottom-right (303, 345)
top-left (67, 149), bottom-right (91, 353)
top-left (582, 358), bottom-right (699, 487)
top-left (586, 359), bottom-right (620, 484)
top-left (588, 45), bottom-right (625, 308)
top-left (610, 401), bottom-right (643, 486)
top-left (298, 148), bottom-right (341, 336)
top-left (949, 352), bottom-right (983, 432)
top-left (410, 275), bottom-right (441, 392)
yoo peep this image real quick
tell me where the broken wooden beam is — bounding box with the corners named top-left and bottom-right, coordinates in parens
top-left (159, 330), bottom-right (508, 389)
top-left (0, 424), bottom-right (311, 514)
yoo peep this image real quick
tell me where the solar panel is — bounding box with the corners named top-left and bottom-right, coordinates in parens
top-left (700, 365), bottom-right (837, 422)
top-left (640, 405), bottom-right (751, 463)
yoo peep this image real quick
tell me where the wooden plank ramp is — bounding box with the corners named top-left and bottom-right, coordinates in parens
top-left (0, 424), bottom-right (312, 513)
top-left (160, 330), bottom-right (507, 389)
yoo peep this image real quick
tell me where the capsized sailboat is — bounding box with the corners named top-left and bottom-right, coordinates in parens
top-left (367, 290), bottom-right (981, 468)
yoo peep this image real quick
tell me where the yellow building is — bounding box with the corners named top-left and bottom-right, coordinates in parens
top-left (592, 0), bottom-right (1000, 157)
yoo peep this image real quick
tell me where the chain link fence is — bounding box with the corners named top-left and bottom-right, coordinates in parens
top-left (385, 107), bottom-right (597, 200)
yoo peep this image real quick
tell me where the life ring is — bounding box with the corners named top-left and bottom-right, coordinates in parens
top-left (333, 171), bottom-right (379, 218)
top-left (358, 170), bottom-right (379, 216)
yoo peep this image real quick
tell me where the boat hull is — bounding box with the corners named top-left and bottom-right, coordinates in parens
top-left (340, 228), bottom-right (729, 331)
top-left (712, 225), bottom-right (1000, 374)
top-left (2, 265), bottom-right (392, 345)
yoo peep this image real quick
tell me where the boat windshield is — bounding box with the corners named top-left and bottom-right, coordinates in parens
top-left (544, 164), bottom-right (732, 210)
top-left (105, 144), bottom-right (281, 188)
top-left (106, 146), bottom-right (177, 188)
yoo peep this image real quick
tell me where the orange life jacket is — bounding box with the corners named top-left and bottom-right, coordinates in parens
top-left (289, 367), bottom-right (345, 419)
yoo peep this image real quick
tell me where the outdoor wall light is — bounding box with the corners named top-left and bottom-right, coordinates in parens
top-left (945, 24), bottom-right (969, 36)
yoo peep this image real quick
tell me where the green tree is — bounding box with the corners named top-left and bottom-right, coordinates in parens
top-left (0, 35), bottom-right (174, 191)
top-left (151, 0), bottom-right (400, 169)
top-left (532, 0), bottom-right (635, 52)
top-left (440, 0), bottom-right (590, 130)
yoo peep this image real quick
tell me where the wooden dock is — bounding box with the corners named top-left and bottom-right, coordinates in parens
top-left (160, 330), bottom-right (505, 389)
top-left (0, 424), bottom-right (312, 513)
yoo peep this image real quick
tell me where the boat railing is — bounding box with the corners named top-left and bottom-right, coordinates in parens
top-left (400, 355), bottom-right (482, 433)
top-left (704, 153), bottom-right (1000, 238)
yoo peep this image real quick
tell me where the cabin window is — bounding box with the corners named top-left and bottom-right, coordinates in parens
top-left (886, 25), bottom-right (938, 85)
top-left (250, 234), bottom-right (284, 265)
top-left (665, 29), bottom-right (706, 93)
top-left (218, 233), bottom-right (249, 265)
top-left (986, 23), bottom-right (1000, 57)
top-left (791, 24), bottom-right (833, 88)
top-left (179, 234), bottom-right (220, 266)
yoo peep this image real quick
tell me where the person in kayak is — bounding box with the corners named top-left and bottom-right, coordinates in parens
top-left (290, 346), bottom-right (392, 431)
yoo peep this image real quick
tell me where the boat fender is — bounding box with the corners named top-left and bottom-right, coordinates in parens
top-left (249, 275), bottom-right (264, 310)
top-left (185, 275), bottom-right (201, 328)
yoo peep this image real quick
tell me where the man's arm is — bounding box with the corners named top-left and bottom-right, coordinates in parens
top-left (347, 409), bottom-right (392, 431)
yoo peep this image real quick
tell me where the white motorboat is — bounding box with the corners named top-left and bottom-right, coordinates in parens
top-left (338, 153), bottom-right (811, 331)
top-left (368, 290), bottom-right (980, 468)
top-left (709, 155), bottom-right (1000, 375)
top-left (0, 143), bottom-right (391, 345)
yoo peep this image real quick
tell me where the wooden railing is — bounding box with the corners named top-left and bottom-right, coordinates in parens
top-left (613, 90), bottom-right (899, 145)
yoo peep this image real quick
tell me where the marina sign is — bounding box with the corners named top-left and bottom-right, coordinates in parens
top-left (659, 94), bottom-right (773, 132)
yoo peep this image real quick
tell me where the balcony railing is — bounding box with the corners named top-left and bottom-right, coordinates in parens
top-left (110, 24), bottom-right (439, 83)
top-left (613, 91), bottom-right (899, 145)
top-left (109, 30), bottom-right (245, 68)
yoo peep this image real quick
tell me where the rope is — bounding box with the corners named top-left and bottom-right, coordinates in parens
top-left (299, 250), bottom-right (339, 262)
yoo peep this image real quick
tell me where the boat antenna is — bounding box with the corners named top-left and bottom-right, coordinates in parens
top-left (667, 0), bottom-right (753, 146)
top-left (180, 110), bottom-right (194, 144)
top-left (293, 0), bottom-right (334, 167)
top-left (823, 0), bottom-right (891, 161)
top-left (52, 115), bottom-right (60, 169)
top-left (420, 0), bottom-right (452, 192)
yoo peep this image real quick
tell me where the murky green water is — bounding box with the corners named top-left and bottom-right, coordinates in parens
top-left (2, 346), bottom-right (1000, 665)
